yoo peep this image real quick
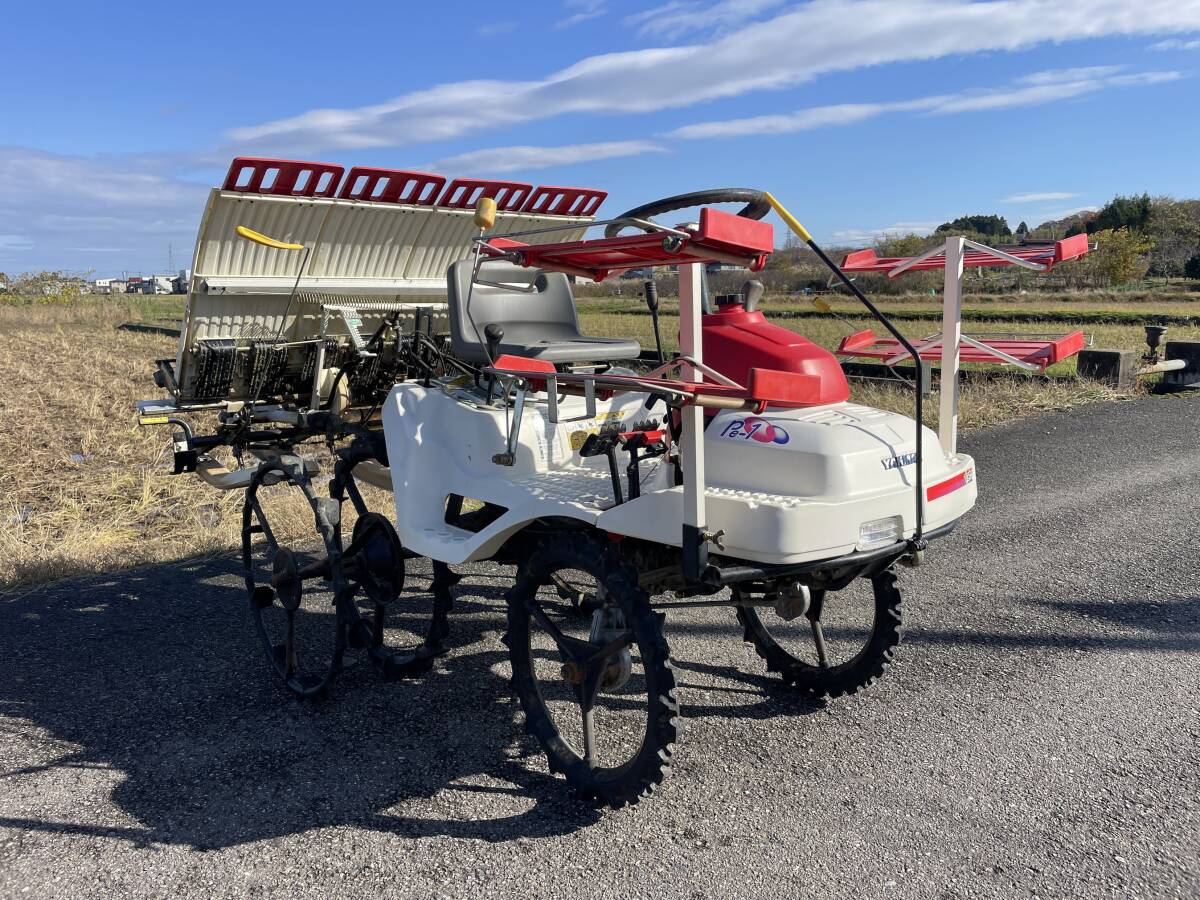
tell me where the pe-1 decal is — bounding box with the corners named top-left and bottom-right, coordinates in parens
top-left (718, 416), bottom-right (790, 445)
top-left (881, 451), bottom-right (917, 470)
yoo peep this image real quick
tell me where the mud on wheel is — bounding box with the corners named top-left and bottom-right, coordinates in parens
top-left (736, 569), bottom-right (903, 699)
top-left (504, 533), bottom-right (678, 807)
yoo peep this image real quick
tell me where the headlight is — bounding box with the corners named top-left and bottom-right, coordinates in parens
top-left (857, 515), bottom-right (903, 551)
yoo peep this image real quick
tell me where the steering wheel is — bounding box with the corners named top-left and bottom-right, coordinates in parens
top-left (604, 189), bottom-right (770, 238)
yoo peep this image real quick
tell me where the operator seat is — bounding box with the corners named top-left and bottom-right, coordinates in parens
top-left (447, 260), bottom-right (641, 365)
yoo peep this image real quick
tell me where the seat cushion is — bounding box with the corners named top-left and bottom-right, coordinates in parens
top-left (458, 334), bottom-right (641, 364)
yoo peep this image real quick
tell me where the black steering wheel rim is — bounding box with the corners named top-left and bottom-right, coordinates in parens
top-left (604, 189), bottom-right (770, 238)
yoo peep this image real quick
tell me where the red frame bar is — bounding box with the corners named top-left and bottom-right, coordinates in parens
top-left (222, 157), bottom-right (344, 198)
top-left (482, 207), bottom-right (773, 282)
top-left (841, 234), bottom-right (1090, 274)
top-left (437, 178), bottom-right (532, 211)
top-left (836, 329), bottom-right (1087, 371)
top-left (337, 167), bottom-right (446, 205)
top-left (521, 185), bottom-right (607, 217)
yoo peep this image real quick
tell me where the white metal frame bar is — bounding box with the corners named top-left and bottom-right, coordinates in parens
top-left (883, 236), bottom-right (1051, 457)
top-left (938, 237), bottom-right (966, 457)
top-left (678, 263), bottom-right (707, 563)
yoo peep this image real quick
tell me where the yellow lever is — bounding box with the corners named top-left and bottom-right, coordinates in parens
top-left (764, 192), bottom-right (813, 243)
top-left (473, 197), bottom-right (497, 230)
top-left (235, 225), bottom-right (305, 251)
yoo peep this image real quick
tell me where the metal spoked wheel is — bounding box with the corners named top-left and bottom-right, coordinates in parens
top-left (735, 569), bottom-right (903, 699)
top-left (242, 459), bottom-right (350, 700)
top-left (330, 449), bottom-right (457, 680)
top-left (343, 512), bottom-right (456, 680)
top-left (505, 533), bottom-right (679, 807)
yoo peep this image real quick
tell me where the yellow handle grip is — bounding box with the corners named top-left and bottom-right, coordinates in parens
top-left (474, 197), bottom-right (497, 230)
top-left (764, 192), bottom-right (813, 243)
top-left (235, 225), bottom-right (305, 251)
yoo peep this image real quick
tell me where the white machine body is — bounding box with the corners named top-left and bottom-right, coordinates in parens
top-left (383, 382), bottom-right (976, 567)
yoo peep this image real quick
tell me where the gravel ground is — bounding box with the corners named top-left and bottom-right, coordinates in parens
top-left (1, 394), bottom-right (1198, 899)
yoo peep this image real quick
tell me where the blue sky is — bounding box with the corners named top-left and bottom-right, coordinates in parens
top-left (2, 0), bottom-right (1199, 276)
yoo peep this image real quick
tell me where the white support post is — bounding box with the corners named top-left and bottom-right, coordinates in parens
top-left (678, 263), bottom-right (707, 574)
top-left (938, 236), bottom-right (965, 457)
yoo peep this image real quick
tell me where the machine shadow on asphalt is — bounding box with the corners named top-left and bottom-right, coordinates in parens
top-left (4, 551), bottom-right (1196, 852)
top-left (0, 554), bottom-right (898, 850)
top-left (0, 556), bottom-right (603, 849)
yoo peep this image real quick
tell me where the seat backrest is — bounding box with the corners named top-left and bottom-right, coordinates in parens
top-left (447, 259), bottom-right (580, 362)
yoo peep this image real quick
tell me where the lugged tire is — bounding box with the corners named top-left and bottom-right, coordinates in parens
top-left (736, 569), bottom-right (903, 699)
top-left (505, 533), bottom-right (679, 807)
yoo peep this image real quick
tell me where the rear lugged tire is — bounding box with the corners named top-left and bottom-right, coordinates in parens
top-left (505, 533), bottom-right (679, 807)
top-left (736, 569), bottom-right (903, 699)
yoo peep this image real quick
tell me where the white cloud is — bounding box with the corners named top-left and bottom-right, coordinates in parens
top-left (1017, 65), bottom-right (1124, 84)
top-left (0, 234), bottom-right (33, 250)
top-left (1150, 37), bottom-right (1200, 50)
top-left (434, 140), bottom-right (667, 174)
top-left (225, 0), bottom-right (1200, 154)
top-left (1033, 205), bottom-right (1101, 220)
top-left (0, 147), bottom-right (207, 271)
top-left (476, 21), bottom-right (518, 37)
top-left (833, 222), bottom-right (941, 243)
top-left (625, 0), bottom-right (787, 38)
top-left (666, 67), bottom-right (1182, 139)
top-left (1003, 191), bottom-right (1079, 203)
top-left (554, 0), bottom-right (607, 30)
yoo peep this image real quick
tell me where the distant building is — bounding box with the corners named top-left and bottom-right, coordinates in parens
top-left (136, 275), bottom-right (174, 294)
top-left (93, 278), bottom-right (121, 294)
top-left (172, 268), bottom-right (193, 293)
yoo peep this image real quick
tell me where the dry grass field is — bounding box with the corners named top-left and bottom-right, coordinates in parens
top-left (2, 289), bottom-right (1191, 590)
top-left (0, 299), bottom-right (390, 590)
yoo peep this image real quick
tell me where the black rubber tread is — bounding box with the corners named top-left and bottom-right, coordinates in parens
top-left (504, 533), bottom-right (679, 808)
top-left (735, 569), bottom-right (903, 699)
top-left (242, 464), bottom-right (346, 701)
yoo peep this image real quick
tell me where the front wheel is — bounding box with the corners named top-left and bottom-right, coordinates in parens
top-left (736, 569), bottom-right (903, 698)
top-left (505, 534), bottom-right (679, 807)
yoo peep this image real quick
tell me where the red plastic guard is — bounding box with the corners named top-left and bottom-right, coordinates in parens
top-left (222, 157), bottom-right (344, 197)
top-left (337, 167), bottom-right (446, 204)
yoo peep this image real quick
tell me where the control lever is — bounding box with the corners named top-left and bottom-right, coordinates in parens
top-left (643, 280), bottom-right (665, 365)
top-left (484, 323), bottom-right (504, 362)
top-left (620, 429), bottom-right (668, 500)
top-left (579, 431), bottom-right (624, 506)
top-left (741, 279), bottom-right (764, 313)
top-left (484, 323), bottom-right (504, 401)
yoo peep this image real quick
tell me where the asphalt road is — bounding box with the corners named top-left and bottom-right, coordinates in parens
top-left (2, 394), bottom-right (1198, 899)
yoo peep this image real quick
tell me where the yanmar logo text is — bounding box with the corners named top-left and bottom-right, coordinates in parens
top-left (881, 452), bottom-right (918, 470)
